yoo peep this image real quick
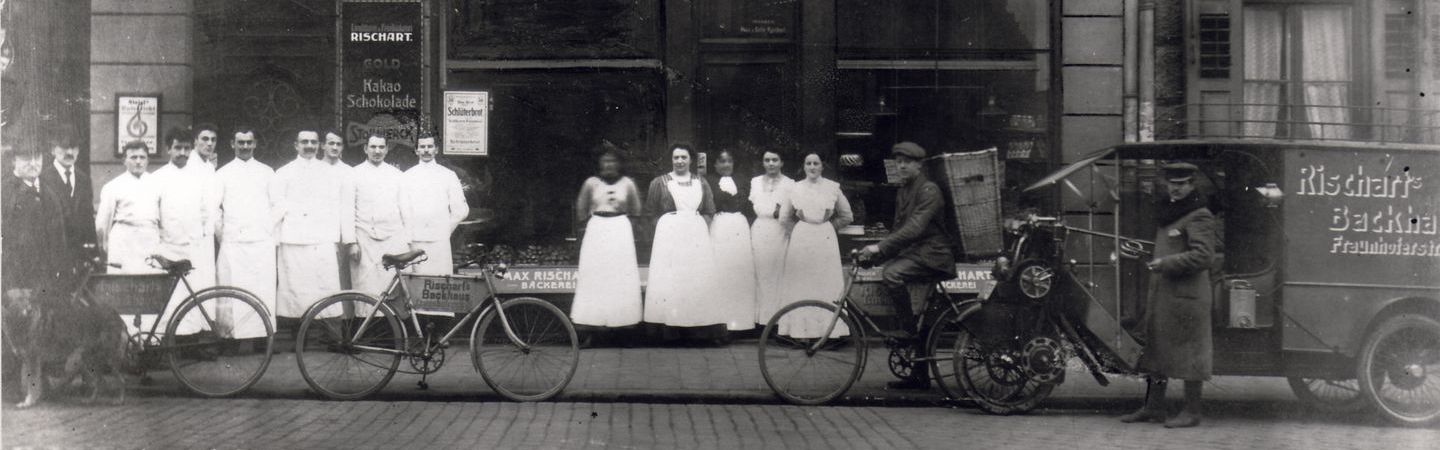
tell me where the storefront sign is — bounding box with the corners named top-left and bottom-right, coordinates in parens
top-left (115, 95), bottom-right (159, 155)
top-left (341, 1), bottom-right (423, 156)
top-left (465, 264), bottom-right (992, 295)
top-left (443, 91), bottom-right (489, 156)
top-left (401, 274), bottom-right (486, 314)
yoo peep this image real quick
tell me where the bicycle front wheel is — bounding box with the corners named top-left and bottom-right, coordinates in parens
top-left (295, 293), bottom-right (404, 400)
top-left (165, 287), bottom-right (274, 397)
top-left (471, 297), bottom-right (579, 402)
top-left (757, 300), bottom-right (866, 405)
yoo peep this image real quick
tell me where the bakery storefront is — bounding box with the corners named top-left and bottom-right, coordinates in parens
top-left (187, 0), bottom-right (1059, 307)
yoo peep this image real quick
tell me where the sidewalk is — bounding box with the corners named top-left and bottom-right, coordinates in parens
top-left (132, 339), bottom-right (1303, 409)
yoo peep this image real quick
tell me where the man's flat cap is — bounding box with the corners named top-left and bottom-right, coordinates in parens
top-left (891, 141), bottom-right (926, 160)
top-left (1163, 162), bottom-right (1199, 182)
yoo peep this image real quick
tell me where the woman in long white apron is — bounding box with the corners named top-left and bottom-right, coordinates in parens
top-left (571, 151), bottom-right (644, 339)
top-left (707, 150), bottom-right (756, 332)
top-left (643, 145), bottom-right (726, 342)
top-left (777, 153), bottom-right (854, 339)
top-left (750, 151), bottom-right (795, 326)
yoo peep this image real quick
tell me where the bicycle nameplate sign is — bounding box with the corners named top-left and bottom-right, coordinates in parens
top-left (401, 274), bottom-right (488, 314)
top-left (87, 274), bottom-right (177, 315)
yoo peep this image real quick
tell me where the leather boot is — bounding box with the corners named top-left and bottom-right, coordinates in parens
top-left (1119, 378), bottom-right (1168, 423)
top-left (1164, 381), bottom-right (1203, 428)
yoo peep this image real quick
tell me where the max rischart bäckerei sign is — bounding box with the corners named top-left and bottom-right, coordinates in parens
top-left (341, 1), bottom-right (423, 155)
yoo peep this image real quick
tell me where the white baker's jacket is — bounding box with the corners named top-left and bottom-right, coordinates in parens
top-left (402, 161), bottom-right (468, 242)
top-left (152, 163), bottom-right (213, 246)
top-left (350, 161), bottom-right (408, 242)
top-left (95, 172), bottom-right (160, 247)
top-left (215, 157), bottom-right (275, 243)
top-left (271, 157), bottom-right (355, 245)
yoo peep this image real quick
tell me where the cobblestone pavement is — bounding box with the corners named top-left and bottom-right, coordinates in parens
top-left (5, 398), bottom-right (1438, 449)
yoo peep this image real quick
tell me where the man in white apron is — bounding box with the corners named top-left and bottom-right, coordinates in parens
top-left (151, 127), bottom-right (216, 336)
top-left (272, 130), bottom-right (354, 329)
top-left (97, 142), bottom-right (160, 276)
top-left (402, 135), bottom-right (468, 275)
top-left (348, 134), bottom-right (409, 295)
top-left (215, 127), bottom-right (276, 339)
top-left (323, 131), bottom-right (355, 289)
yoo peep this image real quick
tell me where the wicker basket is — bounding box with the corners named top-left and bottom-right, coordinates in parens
top-left (929, 148), bottom-right (1004, 258)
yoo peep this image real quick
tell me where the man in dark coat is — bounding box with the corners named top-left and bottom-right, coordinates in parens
top-left (1120, 162), bottom-right (1217, 428)
top-left (860, 141), bottom-right (956, 390)
top-left (2, 149), bottom-right (70, 401)
top-left (38, 132), bottom-right (96, 270)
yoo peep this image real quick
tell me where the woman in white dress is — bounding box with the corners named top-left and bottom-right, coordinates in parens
top-left (750, 151), bottom-right (796, 326)
top-left (777, 153), bottom-right (854, 339)
top-left (707, 150), bottom-right (756, 333)
top-left (571, 150), bottom-right (644, 343)
top-left (643, 145), bottom-right (726, 342)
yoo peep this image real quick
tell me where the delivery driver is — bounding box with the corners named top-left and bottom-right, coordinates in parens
top-left (858, 141), bottom-right (956, 391)
top-left (1119, 162), bottom-right (1216, 428)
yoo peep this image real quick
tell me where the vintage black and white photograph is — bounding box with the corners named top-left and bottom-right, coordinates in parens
top-left (1, 0), bottom-right (1438, 448)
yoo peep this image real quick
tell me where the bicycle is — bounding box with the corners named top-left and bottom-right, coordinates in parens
top-left (293, 245), bottom-right (580, 401)
top-left (757, 249), bottom-right (982, 405)
top-left (86, 250), bottom-right (275, 397)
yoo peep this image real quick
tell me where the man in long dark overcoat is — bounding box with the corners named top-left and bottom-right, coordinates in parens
top-left (1120, 162), bottom-right (1217, 428)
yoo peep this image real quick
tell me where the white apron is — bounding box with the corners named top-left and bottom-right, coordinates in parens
top-left (710, 212), bottom-right (756, 331)
top-left (277, 243), bottom-right (342, 318)
top-left (777, 203), bottom-right (850, 339)
top-left (751, 216), bottom-right (788, 325)
top-left (571, 215), bottom-right (643, 327)
top-left (217, 240), bottom-right (277, 339)
top-left (643, 179), bottom-right (723, 327)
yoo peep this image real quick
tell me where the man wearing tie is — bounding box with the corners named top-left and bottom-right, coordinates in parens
top-left (38, 132), bottom-right (95, 268)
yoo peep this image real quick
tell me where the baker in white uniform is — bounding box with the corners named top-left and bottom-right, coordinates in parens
top-left (151, 127), bottom-right (216, 335)
top-left (348, 134), bottom-right (410, 294)
top-left (402, 134), bottom-right (468, 274)
top-left (322, 130), bottom-right (356, 289)
top-left (96, 141), bottom-right (162, 334)
top-left (215, 127), bottom-right (276, 339)
top-left (271, 129), bottom-right (355, 328)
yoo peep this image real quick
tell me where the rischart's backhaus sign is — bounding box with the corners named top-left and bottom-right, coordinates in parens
top-left (341, 1), bottom-right (423, 156)
top-left (1286, 149), bottom-right (1440, 287)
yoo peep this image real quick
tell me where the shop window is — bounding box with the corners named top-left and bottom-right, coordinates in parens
top-left (1199, 14), bottom-right (1232, 79)
top-left (1241, 5), bottom-right (1353, 140)
top-left (447, 0), bottom-right (660, 59)
top-left (837, 0), bottom-right (1049, 56)
top-left (443, 69), bottom-right (665, 247)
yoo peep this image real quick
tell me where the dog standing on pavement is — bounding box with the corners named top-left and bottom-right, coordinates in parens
top-left (3, 287), bottom-right (130, 408)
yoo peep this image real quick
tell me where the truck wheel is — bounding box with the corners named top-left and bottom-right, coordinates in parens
top-left (1358, 313), bottom-right (1440, 427)
top-left (1287, 377), bottom-right (1367, 414)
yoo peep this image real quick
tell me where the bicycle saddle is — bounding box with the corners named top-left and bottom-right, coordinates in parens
top-left (382, 250), bottom-right (427, 268)
top-left (150, 255), bottom-right (193, 274)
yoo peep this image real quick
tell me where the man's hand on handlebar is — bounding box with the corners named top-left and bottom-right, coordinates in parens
top-left (854, 245), bottom-right (882, 268)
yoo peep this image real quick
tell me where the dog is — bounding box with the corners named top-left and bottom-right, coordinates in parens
top-left (4, 287), bottom-right (131, 408)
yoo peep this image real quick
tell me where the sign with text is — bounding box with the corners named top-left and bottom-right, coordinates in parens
top-left (464, 264), bottom-right (993, 295)
top-left (115, 95), bottom-right (159, 155)
top-left (401, 274), bottom-right (488, 314)
top-left (1285, 149), bottom-right (1440, 287)
top-left (443, 91), bottom-right (489, 156)
top-left (341, 1), bottom-right (423, 157)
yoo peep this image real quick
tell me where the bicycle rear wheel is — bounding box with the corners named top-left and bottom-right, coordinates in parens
top-left (757, 300), bottom-right (865, 405)
top-left (471, 297), bottom-right (579, 402)
top-left (925, 303), bottom-right (978, 400)
top-left (295, 293), bottom-right (404, 400)
top-left (165, 288), bottom-right (274, 397)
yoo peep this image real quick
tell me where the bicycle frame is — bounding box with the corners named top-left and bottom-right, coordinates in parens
top-left (347, 266), bottom-right (530, 356)
top-left (802, 262), bottom-right (972, 355)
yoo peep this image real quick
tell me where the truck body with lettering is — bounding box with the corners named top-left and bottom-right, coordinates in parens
top-left (977, 139), bottom-right (1440, 426)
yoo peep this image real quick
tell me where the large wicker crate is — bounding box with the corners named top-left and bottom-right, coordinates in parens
top-left (929, 148), bottom-right (1004, 258)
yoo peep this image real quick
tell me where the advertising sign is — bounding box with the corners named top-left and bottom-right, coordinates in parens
top-left (443, 91), bottom-right (489, 156)
top-left (116, 95), bottom-right (159, 155)
top-left (1285, 149), bottom-right (1440, 287)
top-left (341, 1), bottom-right (423, 157)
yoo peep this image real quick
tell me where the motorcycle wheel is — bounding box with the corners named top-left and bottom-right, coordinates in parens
top-left (953, 324), bottom-right (1055, 415)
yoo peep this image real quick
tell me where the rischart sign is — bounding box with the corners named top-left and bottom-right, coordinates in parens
top-left (342, 1), bottom-right (423, 155)
top-left (1286, 149), bottom-right (1440, 286)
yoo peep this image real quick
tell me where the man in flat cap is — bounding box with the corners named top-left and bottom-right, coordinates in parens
top-left (1120, 161), bottom-right (1217, 428)
top-left (859, 141), bottom-right (956, 390)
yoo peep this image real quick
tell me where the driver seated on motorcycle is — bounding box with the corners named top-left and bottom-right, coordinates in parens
top-left (858, 141), bottom-right (956, 391)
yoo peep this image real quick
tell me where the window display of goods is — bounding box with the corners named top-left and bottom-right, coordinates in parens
top-left (476, 243), bottom-right (579, 266)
